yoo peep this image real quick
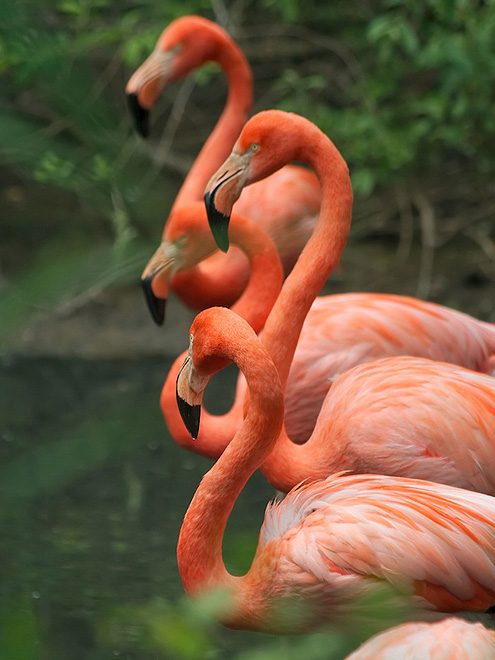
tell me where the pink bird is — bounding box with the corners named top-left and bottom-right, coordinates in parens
top-left (162, 110), bottom-right (495, 495)
top-left (161, 292), bottom-right (495, 455)
top-left (176, 306), bottom-right (495, 634)
top-left (126, 15), bottom-right (320, 324)
top-left (345, 618), bottom-right (495, 659)
top-left (156, 100), bottom-right (495, 455)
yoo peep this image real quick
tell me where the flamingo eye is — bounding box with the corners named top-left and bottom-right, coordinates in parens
top-left (250, 143), bottom-right (260, 153)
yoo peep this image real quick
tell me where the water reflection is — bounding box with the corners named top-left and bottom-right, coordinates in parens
top-left (0, 355), bottom-right (276, 658)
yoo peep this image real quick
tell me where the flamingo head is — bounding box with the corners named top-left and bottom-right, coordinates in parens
top-left (176, 308), bottom-right (233, 438)
top-left (141, 203), bottom-right (219, 325)
top-left (126, 16), bottom-right (235, 137)
top-left (204, 110), bottom-right (307, 251)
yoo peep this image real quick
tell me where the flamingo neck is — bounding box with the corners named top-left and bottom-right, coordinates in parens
top-left (260, 133), bottom-right (353, 390)
top-left (171, 40), bottom-right (253, 211)
top-left (177, 325), bottom-right (284, 598)
top-left (261, 426), bottom-right (341, 492)
top-left (229, 217), bottom-right (284, 333)
top-left (171, 209), bottom-right (283, 332)
top-left (163, 215), bottom-right (283, 457)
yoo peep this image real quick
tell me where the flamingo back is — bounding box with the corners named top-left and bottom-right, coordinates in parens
top-left (308, 356), bottom-right (495, 493)
top-left (257, 474), bottom-right (495, 619)
top-left (285, 293), bottom-right (495, 442)
top-left (345, 618), bottom-right (495, 659)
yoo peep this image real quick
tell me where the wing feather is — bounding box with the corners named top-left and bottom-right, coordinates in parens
top-left (262, 474), bottom-right (495, 604)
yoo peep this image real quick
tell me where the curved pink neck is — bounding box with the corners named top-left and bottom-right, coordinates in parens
top-left (177, 314), bottom-right (284, 597)
top-left (171, 38), bottom-right (253, 212)
top-left (261, 132), bottom-right (353, 390)
top-left (162, 214), bottom-right (283, 456)
top-left (258, 129), bottom-right (353, 490)
top-left (228, 218), bottom-right (283, 332)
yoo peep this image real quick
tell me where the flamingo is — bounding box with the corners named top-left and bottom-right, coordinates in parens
top-left (345, 618), bottom-right (495, 659)
top-left (162, 110), bottom-right (495, 495)
top-left (161, 292), bottom-right (495, 454)
top-left (176, 306), bottom-right (495, 634)
top-left (126, 15), bottom-right (320, 323)
top-left (155, 102), bottom-right (495, 451)
top-left (142, 201), bottom-right (283, 335)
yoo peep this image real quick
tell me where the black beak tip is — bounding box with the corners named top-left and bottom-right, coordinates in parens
top-left (141, 277), bottom-right (166, 326)
top-left (126, 93), bottom-right (150, 138)
top-left (176, 392), bottom-right (201, 440)
top-left (204, 191), bottom-right (231, 253)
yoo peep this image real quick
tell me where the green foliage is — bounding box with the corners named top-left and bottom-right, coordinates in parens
top-left (96, 585), bottom-right (407, 659)
top-left (0, 238), bottom-right (150, 342)
top-left (273, 0), bottom-right (495, 194)
top-left (0, 601), bottom-right (41, 660)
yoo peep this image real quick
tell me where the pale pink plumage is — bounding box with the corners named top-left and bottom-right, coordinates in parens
top-left (345, 618), bottom-right (495, 659)
top-left (253, 353), bottom-right (495, 494)
top-left (253, 472), bottom-right (495, 629)
top-left (176, 305), bottom-right (495, 634)
top-left (281, 292), bottom-right (495, 442)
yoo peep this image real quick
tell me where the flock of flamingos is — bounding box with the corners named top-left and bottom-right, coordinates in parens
top-left (125, 15), bottom-right (495, 659)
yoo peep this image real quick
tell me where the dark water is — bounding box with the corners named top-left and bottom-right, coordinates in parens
top-left (0, 354), bottom-right (290, 659)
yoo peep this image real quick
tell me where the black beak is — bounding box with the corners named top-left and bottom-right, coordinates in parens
top-left (127, 93), bottom-right (150, 138)
top-left (176, 391), bottom-right (201, 440)
top-left (204, 188), bottom-right (231, 253)
top-left (141, 276), bottom-right (166, 326)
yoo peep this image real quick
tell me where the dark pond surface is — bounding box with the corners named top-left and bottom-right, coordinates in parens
top-left (1, 236), bottom-right (494, 659)
top-left (0, 351), bottom-right (294, 659)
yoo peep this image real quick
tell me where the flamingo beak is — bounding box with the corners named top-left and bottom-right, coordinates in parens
top-left (125, 49), bottom-right (177, 138)
top-left (141, 275), bottom-right (166, 325)
top-left (176, 356), bottom-right (204, 440)
top-left (204, 153), bottom-right (251, 252)
top-left (176, 388), bottom-right (201, 440)
top-left (126, 93), bottom-right (150, 138)
top-left (140, 242), bottom-right (180, 326)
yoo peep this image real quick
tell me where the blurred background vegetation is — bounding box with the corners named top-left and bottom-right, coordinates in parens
top-left (1, 0), bottom-right (494, 658)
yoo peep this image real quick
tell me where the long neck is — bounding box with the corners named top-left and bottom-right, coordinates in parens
top-left (171, 254), bottom-right (248, 311)
top-left (260, 135), bottom-right (353, 390)
top-left (171, 41), bottom-right (253, 211)
top-left (163, 215), bottom-right (283, 456)
top-left (260, 426), bottom-right (340, 493)
top-left (172, 215), bottom-right (283, 325)
top-left (229, 216), bottom-right (283, 333)
top-left (256, 133), bottom-right (353, 491)
top-left (177, 329), bottom-right (284, 596)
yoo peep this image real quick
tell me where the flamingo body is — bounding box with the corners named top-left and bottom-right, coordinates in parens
top-left (176, 306), bottom-right (495, 634)
top-left (310, 356), bottom-right (495, 492)
top-left (243, 473), bottom-right (495, 633)
top-left (346, 619), bottom-right (495, 659)
top-left (161, 295), bottom-right (495, 493)
top-left (284, 292), bottom-right (495, 442)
